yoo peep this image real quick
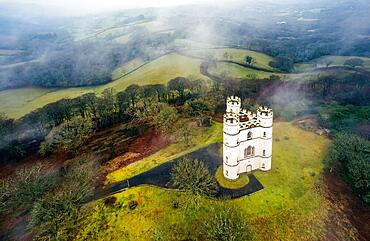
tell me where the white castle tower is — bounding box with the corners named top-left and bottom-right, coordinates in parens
top-left (223, 96), bottom-right (273, 180)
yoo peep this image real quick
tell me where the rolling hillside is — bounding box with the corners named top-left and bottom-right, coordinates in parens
top-left (0, 53), bottom-right (209, 119)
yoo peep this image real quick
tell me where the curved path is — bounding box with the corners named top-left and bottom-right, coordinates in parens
top-left (91, 143), bottom-right (263, 202)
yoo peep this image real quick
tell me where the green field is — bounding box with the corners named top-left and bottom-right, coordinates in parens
top-left (79, 122), bottom-right (330, 240)
top-left (0, 54), bottom-right (209, 119)
top-left (111, 58), bottom-right (147, 80)
top-left (187, 47), bottom-right (277, 71)
top-left (208, 62), bottom-right (281, 79)
top-left (294, 55), bottom-right (370, 72)
top-left (174, 39), bottom-right (219, 50)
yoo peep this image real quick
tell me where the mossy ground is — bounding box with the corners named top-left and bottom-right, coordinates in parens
top-left (78, 122), bottom-right (330, 240)
top-left (215, 166), bottom-right (249, 189)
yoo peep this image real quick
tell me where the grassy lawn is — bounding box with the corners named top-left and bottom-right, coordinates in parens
top-left (294, 55), bottom-right (370, 72)
top-left (0, 54), bottom-right (209, 119)
top-left (79, 122), bottom-right (330, 240)
top-left (208, 62), bottom-right (283, 79)
top-left (215, 166), bottom-right (249, 189)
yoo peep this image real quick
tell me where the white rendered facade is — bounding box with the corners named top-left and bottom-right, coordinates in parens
top-left (223, 96), bottom-right (273, 180)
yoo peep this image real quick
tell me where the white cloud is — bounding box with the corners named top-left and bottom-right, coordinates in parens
top-left (3, 0), bottom-right (216, 15)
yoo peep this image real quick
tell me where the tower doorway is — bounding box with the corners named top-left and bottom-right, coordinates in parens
top-left (246, 165), bottom-right (252, 173)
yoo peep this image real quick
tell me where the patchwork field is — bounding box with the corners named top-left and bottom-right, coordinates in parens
top-left (186, 47), bottom-right (277, 71)
top-left (82, 122), bottom-right (330, 240)
top-left (0, 54), bottom-right (209, 119)
top-left (294, 55), bottom-right (370, 72)
top-left (208, 62), bottom-right (282, 79)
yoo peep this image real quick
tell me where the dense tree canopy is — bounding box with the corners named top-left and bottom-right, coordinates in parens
top-left (325, 132), bottom-right (370, 204)
top-left (40, 116), bottom-right (95, 156)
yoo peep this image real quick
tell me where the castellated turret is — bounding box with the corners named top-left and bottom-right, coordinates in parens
top-left (223, 97), bottom-right (273, 180)
top-left (226, 96), bottom-right (241, 114)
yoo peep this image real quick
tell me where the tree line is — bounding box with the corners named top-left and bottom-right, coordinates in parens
top-left (0, 76), bottom-right (218, 163)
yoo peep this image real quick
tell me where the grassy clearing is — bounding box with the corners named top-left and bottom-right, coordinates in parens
top-left (78, 122), bottom-right (330, 240)
top-left (174, 39), bottom-right (219, 50)
top-left (294, 55), bottom-right (370, 72)
top-left (0, 54), bottom-right (209, 119)
top-left (187, 48), bottom-right (276, 71)
top-left (113, 33), bottom-right (131, 44)
top-left (111, 58), bottom-right (146, 80)
top-left (215, 166), bottom-right (249, 189)
top-left (106, 122), bottom-right (223, 183)
top-left (208, 62), bottom-right (283, 79)
top-left (136, 21), bottom-right (174, 33)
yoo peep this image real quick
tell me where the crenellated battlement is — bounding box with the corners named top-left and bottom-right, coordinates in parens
top-left (224, 96), bottom-right (273, 130)
top-left (257, 106), bottom-right (273, 117)
top-left (226, 96), bottom-right (241, 105)
top-left (239, 119), bottom-right (261, 129)
top-left (224, 112), bottom-right (239, 125)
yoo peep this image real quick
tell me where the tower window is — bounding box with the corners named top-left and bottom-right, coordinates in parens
top-left (226, 156), bottom-right (228, 163)
top-left (263, 132), bottom-right (266, 137)
top-left (263, 150), bottom-right (266, 156)
top-left (247, 131), bottom-right (252, 139)
top-left (262, 163), bottom-right (265, 168)
top-left (226, 170), bottom-right (228, 176)
top-left (245, 146), bottom-right (255, 157)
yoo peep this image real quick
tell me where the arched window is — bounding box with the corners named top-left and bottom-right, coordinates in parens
top-left (247, 131), bottom-right (252, 139)
top-left (263, 150), bottom-right (266, 156)
top-left (262, 163), bottom-right (265, 168)
top-left (245, 146), bottom-right (254, 157)
top-left (263, 132), bottom-right (266, 137)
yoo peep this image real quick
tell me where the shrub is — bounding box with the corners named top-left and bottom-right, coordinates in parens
top-left (202, 205), bottom-right (254, 241)
top-left (168, 157), bottom-right (218, 196)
